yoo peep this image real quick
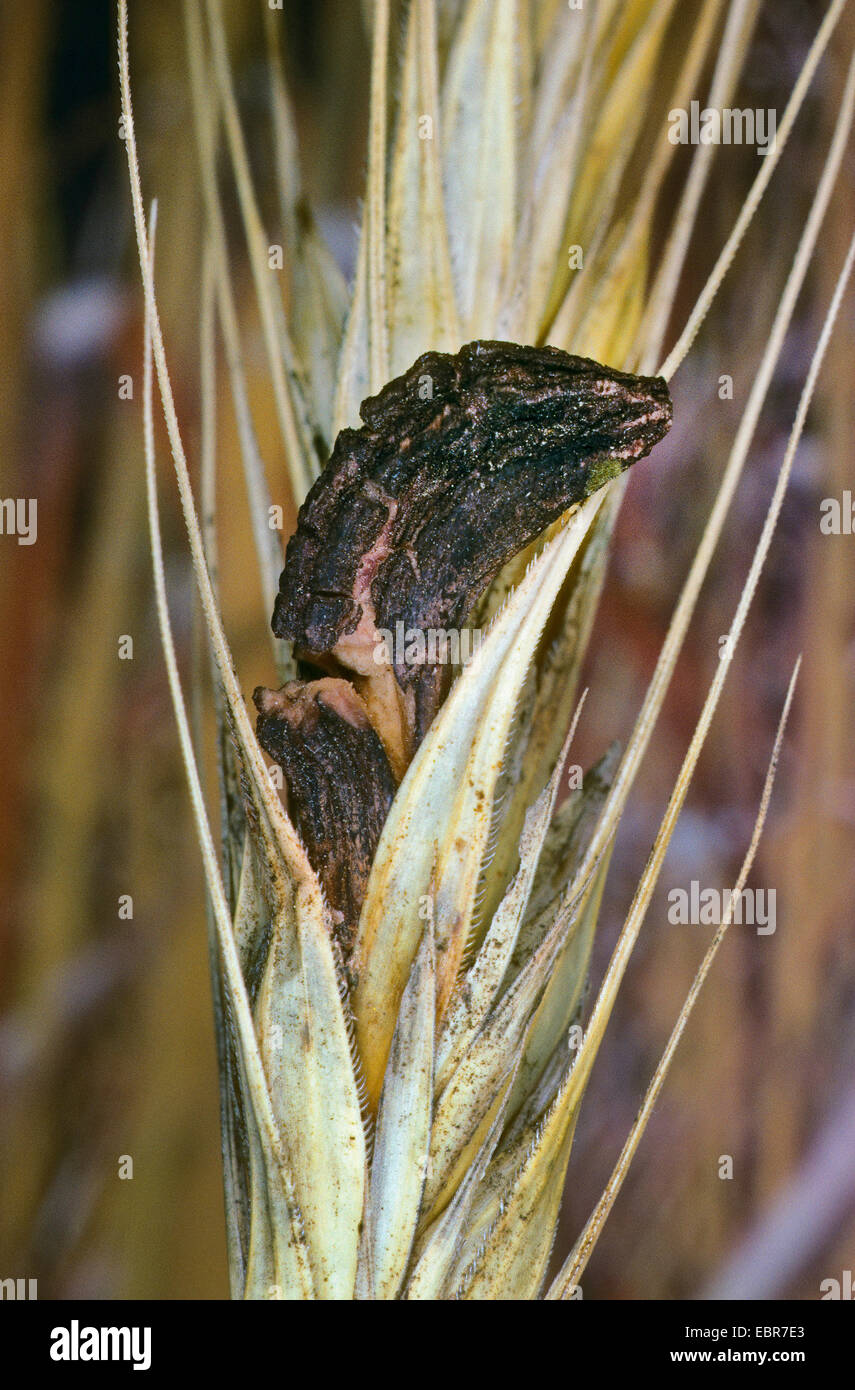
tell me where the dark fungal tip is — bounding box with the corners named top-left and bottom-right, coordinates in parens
top-left (271, 340), bottom-right (672, 766)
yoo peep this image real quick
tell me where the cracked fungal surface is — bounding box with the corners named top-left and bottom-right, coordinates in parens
top-left (271, 340), bottom-right (672, 773)
top-left (256, 340), bottom-right (672, 948)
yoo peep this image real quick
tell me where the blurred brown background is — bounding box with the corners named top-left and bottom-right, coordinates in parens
top-left (0, 0), bottom-right (853, 1299)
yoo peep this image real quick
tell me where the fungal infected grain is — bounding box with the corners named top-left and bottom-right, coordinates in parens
top-left (272, 340), bottom-right (672, 770)
top-left (254, 679), bottom-right (397, 965)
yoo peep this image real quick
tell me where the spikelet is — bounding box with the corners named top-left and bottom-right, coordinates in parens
top-left (120, 0), bottom-right (855, 1298)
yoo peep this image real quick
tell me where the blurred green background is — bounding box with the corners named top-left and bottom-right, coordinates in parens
top-left (0, 0), bottom-right (853, 1299)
